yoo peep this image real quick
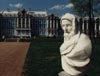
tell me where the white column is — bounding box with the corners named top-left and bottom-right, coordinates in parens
top-left (56, 20), bottom-right (58, 29)
top-left (56, 20), bottom-right (58, 36)
top-left (29, 18), bottom-right (30, 28)
top-left (86, 18), bottom-right (88, 34)
top-left (50, 20), bottom-right (52, 28)
top-left (20, 18), bottom-right (23, 38)
top-left (82, 18), bottom-right (84, 33)
top-left (21, 18), bottom-right (23, 28)
top-left (17, 18), bottom-right (19, 28)
top-left (42, 20), bottom-right (44, 35)
top-left (99, 18), bottom-right (100, 35)
top-left (45, 19), bottom-right (49, 36)
top-left (53, 20), bottom-right (55, 36)
top-left (25, 18), bottom-right (27, 28)
top-left (94, 18), bottom-right (97, 37)
top-left (50, 20), bottom-right (52, 36)
top-left (29, 17), bottom-right (31, 37)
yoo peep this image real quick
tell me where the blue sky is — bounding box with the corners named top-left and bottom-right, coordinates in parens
top-left (0, 0), bottom-right (75, 16)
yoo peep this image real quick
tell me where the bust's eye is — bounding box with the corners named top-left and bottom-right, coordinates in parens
top-left (62, 25), bottom-right (65, 27)
top-left (66, 24), bottom-right (71, 27)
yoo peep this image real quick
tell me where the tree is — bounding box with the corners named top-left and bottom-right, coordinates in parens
top-left (71, 0), bottom-right (100, 17)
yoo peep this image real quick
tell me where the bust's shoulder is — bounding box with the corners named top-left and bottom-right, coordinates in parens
top-left (77, 33), bottom-right (92, 50)
top-left (80, 33), bottom-right (91, 41)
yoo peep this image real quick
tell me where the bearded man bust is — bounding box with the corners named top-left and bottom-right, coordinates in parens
top-left (58, 13), bottom-right (92, 76)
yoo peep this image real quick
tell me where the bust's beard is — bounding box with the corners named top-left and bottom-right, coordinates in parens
top-left (64, 31), bottom-right (75, 42)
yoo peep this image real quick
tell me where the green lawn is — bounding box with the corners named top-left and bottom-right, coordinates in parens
top-left (88, 38), bottom-right (100, 76)
top-left (23, 37), bottom-right (100, 76)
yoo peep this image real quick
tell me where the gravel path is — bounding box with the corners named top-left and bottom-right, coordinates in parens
top-left (0, 42), bottom-right (30, 76)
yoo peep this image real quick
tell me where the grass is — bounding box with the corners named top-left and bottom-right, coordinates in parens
top-left (24, 37), bottom-right (100, 76)
top-left (88, 38), bottom-right (100, 76)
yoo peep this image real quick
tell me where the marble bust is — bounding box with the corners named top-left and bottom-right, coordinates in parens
top-left (58, 13), bottom-right (92, 76)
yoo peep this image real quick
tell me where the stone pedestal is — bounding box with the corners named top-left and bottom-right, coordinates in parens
top-left (58, 71), bottom-right (71, 76)
top-left (58, 71), bottom-right (88, 76)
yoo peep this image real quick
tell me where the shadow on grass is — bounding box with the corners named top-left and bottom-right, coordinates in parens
top-left (23, 37), bottom-right (63, 76)
top-left (23, 37), bottom-right (100, 76)
top-left (88, 38), bottom-right (100, 76)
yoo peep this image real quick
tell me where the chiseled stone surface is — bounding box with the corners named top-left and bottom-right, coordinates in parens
top-left (59, 13), bottom-right (92, 76)
top-left (58, 71), bottom-right (71, 76)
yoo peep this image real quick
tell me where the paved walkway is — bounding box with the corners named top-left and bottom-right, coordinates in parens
top-left (0, 42), bottom-right (30, 76)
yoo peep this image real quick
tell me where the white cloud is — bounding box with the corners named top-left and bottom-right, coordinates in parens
top-left (50, 5), bottom-right (65, 10)
top-left (50, 3), bottom-right (74, 10)
top-left (9, 4), bottom-right (13, 7)
top-left (9, 3), bottom-right (23, 8)
top-left (65, 3), bottom-right (74, 8)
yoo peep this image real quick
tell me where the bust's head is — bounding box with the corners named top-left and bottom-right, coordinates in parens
top-left (61, 13), bottom-right (77, 34)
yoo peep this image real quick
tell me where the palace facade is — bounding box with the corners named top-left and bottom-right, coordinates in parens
top-left (0, 9), bottom-right (61, 38)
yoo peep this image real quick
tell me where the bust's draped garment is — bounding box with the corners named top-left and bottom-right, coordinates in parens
top-left (60, 33), bottom-right (92, 76)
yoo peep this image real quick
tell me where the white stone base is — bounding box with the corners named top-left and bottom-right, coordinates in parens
top-left (58, 71), bottom-right (88, 76)
top-left (58, 71), bottom-right (71, 76)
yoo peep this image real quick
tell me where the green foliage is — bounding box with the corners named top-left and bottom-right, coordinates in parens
top-left (71, 0), bottom-right (89, 16)
top-left (71, 0), bottom-right (100, 16)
